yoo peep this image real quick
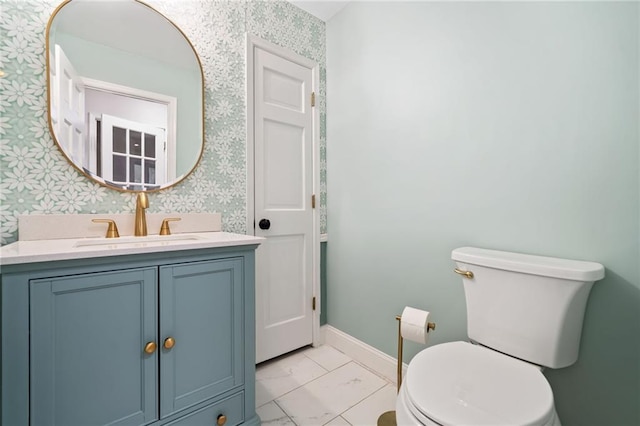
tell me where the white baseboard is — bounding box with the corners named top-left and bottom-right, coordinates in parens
top-left (321, 325), bottom-right (408, 385)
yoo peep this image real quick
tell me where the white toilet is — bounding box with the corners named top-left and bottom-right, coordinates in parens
top-left (396, 247), bottom-right (605, 426)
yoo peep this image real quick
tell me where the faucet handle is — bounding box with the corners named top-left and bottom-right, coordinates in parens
top-left (92, 219), bottom-right (120, 238)
top-left (159, 218), bottom-right (181, 236)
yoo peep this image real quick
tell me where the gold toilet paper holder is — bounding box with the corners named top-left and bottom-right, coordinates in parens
top-left (377, 315), bottom-right (436, 426)
top-left (394, 315), bottom-right (436, 391)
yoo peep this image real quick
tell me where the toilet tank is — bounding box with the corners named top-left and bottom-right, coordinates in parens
top-left (451, 247), bottom-right (605, 369)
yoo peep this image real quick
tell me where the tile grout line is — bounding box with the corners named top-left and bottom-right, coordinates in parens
top-left (337, 381), bottom-right (389, 419)
top-left (281, 362), bottom-right (390, 425)
top-left (259, 359), bottom-right (349, 411)
top-left (323, 414), bottom-right (353, 426)
top-left (300, 346), bottom-right (353, 373)
top-left (265, 351), bottom-right (356, 425)
top-left (273, 399), bottom-right (298, 426)
top-left (256, 350), bottom-right (332, 410)
top-left (257, 345), bottom-right (396, 425)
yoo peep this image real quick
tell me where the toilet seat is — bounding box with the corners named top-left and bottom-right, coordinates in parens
top-left (404, 341), bottom-right (556, 426)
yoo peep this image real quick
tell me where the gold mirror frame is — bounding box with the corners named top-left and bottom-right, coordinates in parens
top-left (46, 0), bottom-right (205, 193)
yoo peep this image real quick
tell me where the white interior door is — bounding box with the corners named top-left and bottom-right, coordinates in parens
top-left (53, 44), bottom-right (86, 167)
top-left (83, 82), bottom-right (177, 181)
top-left (253, 44), bottom-right (315, 363)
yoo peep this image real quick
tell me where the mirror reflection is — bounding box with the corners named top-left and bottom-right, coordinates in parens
top-left (47, 0), bottom-right (204, 191)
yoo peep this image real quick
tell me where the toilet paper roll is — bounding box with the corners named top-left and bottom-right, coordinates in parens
top-left (401, 306), bottom-right (431, 344)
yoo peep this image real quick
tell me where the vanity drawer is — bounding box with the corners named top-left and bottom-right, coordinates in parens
top-left (166, 392), bottom-right (244, 426)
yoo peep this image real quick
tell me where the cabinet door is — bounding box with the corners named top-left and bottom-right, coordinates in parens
top-left (30, 268), bottom-right (158, 426)
top-left (159, 259), bottom-right (244, 418)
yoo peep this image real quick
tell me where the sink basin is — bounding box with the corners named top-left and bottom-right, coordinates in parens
top-left (73, 234), bottom-right (205, 248)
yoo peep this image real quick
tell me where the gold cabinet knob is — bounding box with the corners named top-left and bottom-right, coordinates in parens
top-left (144, 341), bottom-right (157, 354)
top-left (217, 414), bottom-right (227, 426)
top-left (163, 337), bottom-right (176, 350)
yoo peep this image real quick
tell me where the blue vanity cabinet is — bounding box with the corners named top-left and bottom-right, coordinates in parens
top-left (30, 268), bottom-right (159, 426)
top-left (1, 245), bottom-right (260, 426)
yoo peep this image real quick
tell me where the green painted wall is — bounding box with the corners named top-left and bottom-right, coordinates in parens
top-left (326, 2), bottom-right (639, 425)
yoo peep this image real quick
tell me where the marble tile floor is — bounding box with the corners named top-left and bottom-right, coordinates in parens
top-left (255, 345), bottom-right (397, 426)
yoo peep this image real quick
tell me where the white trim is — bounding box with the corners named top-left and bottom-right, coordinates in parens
top-left (320, 233), bottom-right (328, 243)
top-left (81, 77), bottom-right (177, 181)
top-left (246, 34), bottom-right (255, 238)
top-left (247, 34), bottom-right (317, 69)
top-left (87, 112), bottom-right (98, 172)
top-left (323, 325), bottom-right (408, 385)
top-left (246, 34), bottom-right (322, 352)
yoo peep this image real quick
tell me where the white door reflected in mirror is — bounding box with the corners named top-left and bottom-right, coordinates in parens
top-left (52, 44), bottom-right (86, 166)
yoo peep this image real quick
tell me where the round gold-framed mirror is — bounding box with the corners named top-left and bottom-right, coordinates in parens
top-left (46, 0), bottom-right (204, 192)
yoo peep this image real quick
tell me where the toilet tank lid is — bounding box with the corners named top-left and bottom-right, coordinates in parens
top-left (452, 247), bottom-right (605, 282)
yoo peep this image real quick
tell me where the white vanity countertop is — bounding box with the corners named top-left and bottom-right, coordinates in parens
top-left (0, 232), bottom-right (264, 266)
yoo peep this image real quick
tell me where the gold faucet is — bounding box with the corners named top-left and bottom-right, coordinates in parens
top-left (134, 193), bottom-right (149, 236)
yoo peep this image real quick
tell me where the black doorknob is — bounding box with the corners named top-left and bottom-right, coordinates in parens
top-left (258, 219), bottom-right (271, 230)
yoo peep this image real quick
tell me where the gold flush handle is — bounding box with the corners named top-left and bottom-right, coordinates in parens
top-left (159, 218), bottom-right (181, 236)
top-left (144, 341), bottom-right (157, 354)
top-left (454, 268), bottom-right (474, 279)
top-left (92, 219), bottom-right (120, 238)
top-left (217, 414), bottom-right (227, 426)
top-left (163, 337), bottom-right (176, 350)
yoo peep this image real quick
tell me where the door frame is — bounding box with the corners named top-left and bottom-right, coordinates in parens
top-left (82, 78), bottom-right (177, 181)
top-left (246, 34), bottom-right (321, 350)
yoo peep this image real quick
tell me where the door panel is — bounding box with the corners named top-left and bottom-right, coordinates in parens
top-left (30, 268), bottom-right (158, 426)
top-left (254, 45), bottom-right (314, 363)
top-left (265, 235), bottom-right (305, 325)
top-left (53, 44), bottom-right (86, 167)
top-left (263, 68), bottom-right (305, 112)
top-left (263, 119), bottom-right (305, 209)
top-left (159, 259), bottom-right (244, 418)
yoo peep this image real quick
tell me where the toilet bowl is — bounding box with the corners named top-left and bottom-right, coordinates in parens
top-left (395, 342), bottom-right (560, 426)
top-left (395, 247), bottom-right (604, 426)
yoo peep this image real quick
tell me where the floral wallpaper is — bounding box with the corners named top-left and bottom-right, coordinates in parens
top-left (0, 0), bottom-right (326, 245)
